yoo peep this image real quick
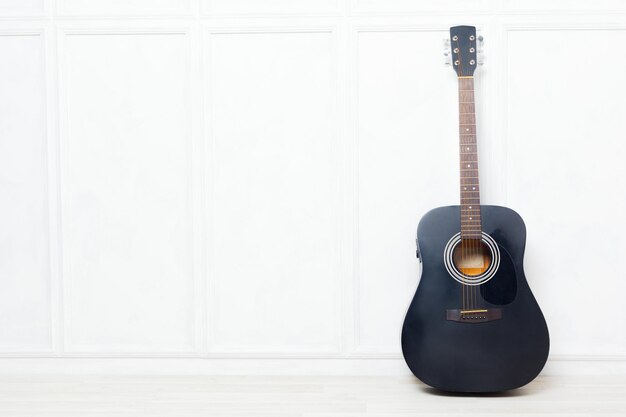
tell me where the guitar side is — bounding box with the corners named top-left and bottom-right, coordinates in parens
top-left (401, 205), bottom-right (550, 393)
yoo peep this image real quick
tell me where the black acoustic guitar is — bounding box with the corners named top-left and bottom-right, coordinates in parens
top-left (401, 25), bottom-right (549, 393)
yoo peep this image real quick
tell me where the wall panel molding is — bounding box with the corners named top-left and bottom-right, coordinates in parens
top-left (201, 0), bottom-right (341, 17)
top-left (0, 356), bottom-right (625, 375)
top-left (202, 25), bottom-right (344, 355)
top-left (502, 23), bottom-right (626, 357)
top-left (55, 0), bottom-right (192, 17)
top-left (0, 30), bottom-right (52, 353)
top-left (56, 26), bottom-right (199, 354)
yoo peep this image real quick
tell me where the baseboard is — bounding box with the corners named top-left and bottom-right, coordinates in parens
top-left (0, 356), bottom-right (624, 376)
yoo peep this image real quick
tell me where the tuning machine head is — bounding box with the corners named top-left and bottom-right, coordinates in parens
top-left (476, 34), bottom-right (485, 65)
top-left (443, 38), bottom-right (452, 66)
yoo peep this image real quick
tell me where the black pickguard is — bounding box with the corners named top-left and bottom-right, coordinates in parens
top-left (401, 205), bottom-right (549, 392)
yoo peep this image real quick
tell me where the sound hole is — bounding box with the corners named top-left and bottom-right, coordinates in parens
top-left (452, 239), bottom-right (492, 277)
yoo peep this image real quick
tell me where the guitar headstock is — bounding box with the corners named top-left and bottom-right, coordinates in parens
top-left (443, 26), bottom-right (483, 76)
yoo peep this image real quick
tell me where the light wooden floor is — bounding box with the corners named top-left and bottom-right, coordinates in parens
top-left (0, 375), bottom-right (624, 416)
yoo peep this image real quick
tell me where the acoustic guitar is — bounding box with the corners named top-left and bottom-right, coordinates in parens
top-left (400, 25), bottom-right (549, 392)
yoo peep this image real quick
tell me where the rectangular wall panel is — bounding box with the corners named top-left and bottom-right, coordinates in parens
top-left (356, 31), bottom-right (461, 353)
top-left (60, 33), bottom-right (195, 352)
top-left (500, 0), bottom-right (626, 12)
top-left (207, 32), bottom-right (339, 353)
top-left (0, 34), bottom-right (51, 352)
top-left (507, 29), bottom-right (626, 356)
top-left (57, 0), bottom-right (189, 15)
top-left (356, 0), bottom-right (489, 13)
top-left (0, 0), bottom-right (43, 15)
top-left (204, 0), bottom-right (337, 15)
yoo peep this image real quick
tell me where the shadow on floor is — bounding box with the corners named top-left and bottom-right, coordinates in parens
top-left (418, 385), bottom-right (536, 397)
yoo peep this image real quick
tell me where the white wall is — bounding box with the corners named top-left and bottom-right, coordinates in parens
top-left (1, 0), bottom-right (626, 372)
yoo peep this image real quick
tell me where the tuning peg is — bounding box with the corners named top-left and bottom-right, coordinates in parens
top-left (476, 35), bottom-right (485, 65)
top-left (476, 35), bottom-right (484, 50)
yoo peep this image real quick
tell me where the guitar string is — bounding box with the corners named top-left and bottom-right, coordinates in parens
top-left (469, 75), bottom-right (479, 309)
top-left (463, 62), bottom-right (479, 308)
top-left (462, 76), bottom-right (473, 309)
top-left (461, 44), bottom-right (469, 311)
top-left (467, 82), bottom-right (471, 311)
top-left (459, 44), bottom-right (482, 309)
top-left (455, 36), bottom-right (464, 310)
top-left (456, 37), bottom-right (469, 311)
top-left (470, 76), bottom-right (477, 310)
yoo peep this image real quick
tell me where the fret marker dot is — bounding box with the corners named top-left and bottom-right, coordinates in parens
top-left (466, 128), bottom-right (469, 131)
top-left (467, 147), bottom-right (470, 150)
top-left (469, 206), bottom-right (472, 209)
top-left (470, 217), bottom-right (473, 220)
top-left (464, 187), bottom-right (467, 190)
top-left (472, 187), bottom-right (475, 190)
top-left (467, 164), bottom-right (470, 168)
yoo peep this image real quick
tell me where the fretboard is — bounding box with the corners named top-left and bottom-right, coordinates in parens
top-left (458, 77), bottom-right (482, 240)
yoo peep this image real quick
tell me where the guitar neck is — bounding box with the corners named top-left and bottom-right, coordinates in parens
top-left (458, 76), bottom-right (482, 240)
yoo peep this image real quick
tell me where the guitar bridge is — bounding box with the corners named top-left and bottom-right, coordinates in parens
top-left (446, 308), bottom-right (502, 323)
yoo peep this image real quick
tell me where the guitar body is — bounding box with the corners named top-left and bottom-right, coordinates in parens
top-left (401, 205), bottom-right (549, 392)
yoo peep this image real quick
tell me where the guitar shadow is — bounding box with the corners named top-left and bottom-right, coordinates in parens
top-left (408, 372), bottom-right (551, 397)
top-left (419, 386), bottom-right (534, 397)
